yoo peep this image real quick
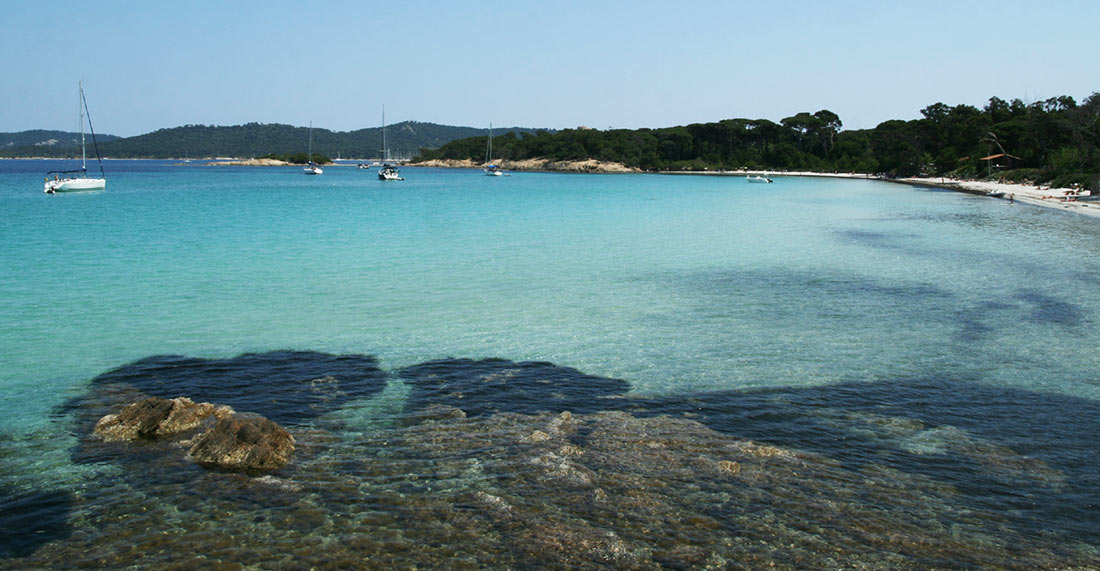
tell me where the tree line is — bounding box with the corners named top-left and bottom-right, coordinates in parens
top-left (416, 93), bottom-right (1100, 188)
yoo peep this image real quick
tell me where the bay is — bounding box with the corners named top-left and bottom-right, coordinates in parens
top-left (2, 160), bottom-right (1098, 566)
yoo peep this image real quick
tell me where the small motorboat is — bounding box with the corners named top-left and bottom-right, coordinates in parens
top-left (746, 175), bottom-right (773, 183)
top-left (378, 164), bottom-right (404, 181)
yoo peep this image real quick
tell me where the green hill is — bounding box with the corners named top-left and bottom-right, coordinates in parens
top-left (0, 123), bottom-right (539, 160)
top-left (1, 130), bottom-right (121, 152)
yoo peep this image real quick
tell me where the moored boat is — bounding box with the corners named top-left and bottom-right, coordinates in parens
top-left (378, 164), bottom-right (404, 181)
top-left (45, 82), bottom-right (106, 193)
top-left (303, 121), bottom-right (323, 175)
top-left (377, 105), bottom-right (404, 181)
top-left (484, 123), bottom-right (506, 176)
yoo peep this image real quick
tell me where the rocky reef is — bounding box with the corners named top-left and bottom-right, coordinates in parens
top-left (6, 353), bottom-right (1099, 568)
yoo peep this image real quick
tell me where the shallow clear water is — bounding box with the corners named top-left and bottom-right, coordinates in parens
top-left (2, 160), bottom-right (1099, 567)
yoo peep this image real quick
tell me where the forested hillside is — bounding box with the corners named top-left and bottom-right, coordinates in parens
top-left (0, 123), bottom-right (535, 160)
top-left (418, 94), bottom-right (1100, 187)
top-left (1, 130), bottom-right (121, 149)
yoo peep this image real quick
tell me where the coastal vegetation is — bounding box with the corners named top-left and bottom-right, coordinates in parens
top-left (415, 93), bottom-right (1100, 188)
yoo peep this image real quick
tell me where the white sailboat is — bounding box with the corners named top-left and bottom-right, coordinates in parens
top-left (378, 105), bottom-right (403, 181)
top-left (303, 121), bottom-right (323, 175)
top-left (44, 81), bottom-right (106, 193)
top-left (483, 123), bottom-right (504, 176)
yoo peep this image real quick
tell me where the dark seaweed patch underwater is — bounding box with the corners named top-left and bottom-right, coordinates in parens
top-left (3, 351), bottom-right (1100, 568)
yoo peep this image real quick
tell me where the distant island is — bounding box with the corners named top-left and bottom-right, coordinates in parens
top-left (0, 122), bottom-right (543, 163)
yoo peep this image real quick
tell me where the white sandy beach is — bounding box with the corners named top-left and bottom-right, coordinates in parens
top-left (717, 170), bottom-right (1098, 219)
top-left (890, 177), bottom-right (1100, 219)
top-left (727, 170), bottom-right (1097, 219)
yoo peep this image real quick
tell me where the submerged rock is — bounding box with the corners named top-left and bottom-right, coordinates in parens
top-left (527, 451), bottom-right (595, 488)
top-left (78, 350), bottom-right (388, 427)
top-left (188, 415), bottom-right (295, 473)
top-left (0, 487), bottom-right (75, 558)
top-left (399, 358), bottom-right (630, 418)
top-left (407, 404), bottom-right (468, 425)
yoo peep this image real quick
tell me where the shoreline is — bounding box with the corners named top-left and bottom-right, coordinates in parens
top-left (12, 156), bottom-right (1096, 218)
top-left (414, 161), bottom-right (1098, 218)
top-left (884, 177), bottom-right (1099, 219)
top-left (663, 170), bottom-right (1098, 219)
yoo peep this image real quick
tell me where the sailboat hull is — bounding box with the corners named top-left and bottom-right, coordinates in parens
top-left (45, 178), bottom-right (106, 193)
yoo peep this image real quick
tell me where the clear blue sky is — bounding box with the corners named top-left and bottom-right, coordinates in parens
top-left (3, 0), bottom-right (1096, 137)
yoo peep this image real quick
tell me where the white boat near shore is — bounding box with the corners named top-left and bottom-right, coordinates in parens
top-left (378, 164), bottom-right (404, 181)
top-left (303, 121), bottom-right (323, 175)
top-left (746, 175), bottom-right (773, 183)
top-left (484, 123), bottom-right (506, 176)
top-left (378, 106), bottom-right (403, 181)
top-left (44, 82), bottom-right (106, 193)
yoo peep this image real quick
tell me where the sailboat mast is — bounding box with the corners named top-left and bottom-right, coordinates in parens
top-left (487, 123), bottom-right (493, 164)
top-left (308, 120), bottom-right (313, 163)
top-left (79, 81), bottom-right (86, 170)
top-left (381, 105), bottom-right (387, 162)
top-left (80, 83), bottom-right (106, 179)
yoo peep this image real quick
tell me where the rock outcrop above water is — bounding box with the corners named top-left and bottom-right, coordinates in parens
top-left (93, 396), bottom-right (294, 473)
top-left (412, 158), bottom-right (639, 173)
top-left (188, 415), bottom-right (295, 472)
top-left (205, 158), bottom-right (291, 166)
top-left (94, 397), bottom-right (232, 442)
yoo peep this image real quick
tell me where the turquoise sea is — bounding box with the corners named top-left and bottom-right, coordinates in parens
top-left (2, 160), bottom-right (1099, 567)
